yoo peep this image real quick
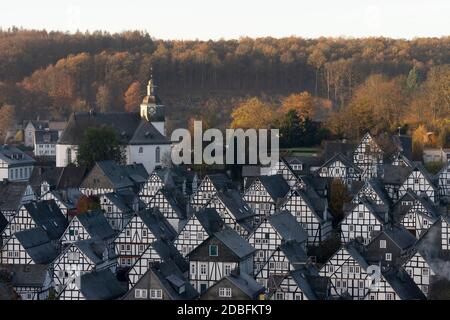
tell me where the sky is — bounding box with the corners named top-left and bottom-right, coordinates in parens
top-left (1, 0), bottom-right (449, 40)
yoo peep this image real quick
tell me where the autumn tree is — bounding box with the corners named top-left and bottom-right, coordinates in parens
top-left (230, 97), bottom-right (274, 129)
top-left (124, 81), bottom-right (142, 112)
top-left (96, 85), bottom-right (112, 112)
top-left (76, 126), bottom-right (125, 169)
top-left (279, 92), bottom-right (315, 119)
top-left (75, 195), bottom-right (100, 215)
top-left (0, 105), bottom-right (16, 143)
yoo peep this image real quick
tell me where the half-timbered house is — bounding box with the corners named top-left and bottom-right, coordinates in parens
top-left (201, 270), bottom-right (264, 300)
top-left (381, 164), bottom-right (412, 201)
top-left (124, 260), bottom-right (198, 300)
top-left (127, 238), bottom-right (188, 288)
top-left (191, 174), bottom-right (235, 209)
top-left (60, 209), bottom-right (116, 245)
top-left (188, 226), bottom-right (255, 293)
top-left (100, 191), bottom-right (139, 232)
top-left (1, 200), bottom-right (68, 244)
top-left (248, 211), bottom-right (308, 274)
top-left (270, 264), bottom-right (331, 300)
top-left (1, 227), bottom-right (58, 265)
top-left (351, 178), bottom-right (391, 207)
top-left (174, 208), bottom-right (224, 257)
top-left (114, 208), bottom-right (177, 268)
top-left (0, 181), bottom-right (36, 222)
top-left (280, 187), bottom-right (332, 245)
top-left (262, 158), bottom-right (305, 189)
top-left (352, 132), bottom-right (384, 179)
top-left (340, 200), bottom-right (388, 245)
top-left (146, 188), bottom-right (187, 232)
top-left (205, 190), bottom-right (254, 237)
top-left (437, 161), bottom-right (450, 199)
top-left (255, 240), bottom-right (309, 295)
top-left (0, 264), bottom-right (52, 300)
top-left (364, 225), bottom-right (417, 268)
top-left (316, 153), bottom-right (362, 186)
top-left (243, 175), bottom-right (290, 226)
top-left (398, 164), bottom-right (439, 203)
top-left (52, 239), bottom-right (116, 295)
top-left (138, 167), bottom-right (176, 203)
top-left (57, 269), bottom-right (127, 300)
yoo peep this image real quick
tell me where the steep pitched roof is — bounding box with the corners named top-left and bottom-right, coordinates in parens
top-left (24, 200), bottom-right (68, 240)
top-left (213, 226), bottom-right (255, 259)
top-left (0, 181), bottom-right (32, 212)
top-left (322, 141), bottom-right (357, 161)
top-left (151, 239), bottom-right (189, 274)
top-left (78, 270), bottom-right (128, 300)
top-left (76, 210), bottom-right (116, 241)
top-left (138, 208), bottom-right (177, 241)
top-left (288, 265), bottom-right (331, 300)
top-left (0, 145), bottom-right (36, 166)
top-left (35, 130), bottom-right (59, 144)
top-left (382, 268), bottom-right (426, 300)
top-left (267, 211), bottom-right (308, 243)
top-left (223, 271), bottom-right (265, 299)
top-left (279, 241), bottom-right (308, 267)
top-left (14, 228), bottom-right (59, 264)
top-left (58, 111), bottom-right (169, 146)
top-left (213, 190), bottom-right (254, 222)
top-left (319, 152), bottom-right (362, 173)
top-left (73, 239), bottom-right (113, 265)
top-left (0, 264), bottom-right (49, 288)
top-left (258, 175), bottom-right (290, 200)
top-left (0, 212), bottom-right (8, 234)
top-left (195, 208), bottom-right (225, 236)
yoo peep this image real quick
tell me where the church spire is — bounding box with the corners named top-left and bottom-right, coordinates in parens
top-left (147, 67), bottom-right (157, 96)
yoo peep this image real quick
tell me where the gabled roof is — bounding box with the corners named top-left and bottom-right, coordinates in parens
top-left (138, 208), bottom-right (177, 241)
top-left (267, 211), bottom-right (308, 243)
top-left (35, 130), bottom-right (59, 144)
top-left (370, 225), bottom-right (417, 251)
top-left (213, 226), bottom-right (255, 259)
top-left (124, 164), bottom-right (149, 184)
top-left (286, 188), bottom-right (329, 222)
top-left (410, 163), bottom-right (439, 190)
top-left (0, 264), bottom-right (49, 288)
top-left (222, 271), bottom-right (265, 299)
top-left (23, 200), bottom-right (68, 240)
top-left (322, 141), bottom-right (357, 161)
top-left (157, 189), bottom-right (186, 220)
top-left (381, 164), bottom-right (412, 185)
top-left (73, 239), bottom-right (113, 265)
top-left (278, 241), bottom-right (308, 267)
top-left (288, 265), bottom-right (331, 300)
top-left (103, 192), bottom-right (134, 213)
top-left (0, 145), bottom-right (36, 166)
top-left (194, 208), bottom-right (225, 236)
top-left (58, 111), bottom-right (169, 146)
top-left (146, 261), bottom-right (198, 300)
top-left (393, 190), bottom-right (442, 223)
top-left (78, 270), bottom-right (128, 300)
top-left (343, 199), bottom-right (389, 225)
top-left (382, 268), bottom-right (426, 300)
top-left (76, 210), bottom-right (116, 241)
top-left (82, 160), bottom-right (135, 190)
top-left (206, 173), bottom-right (235, 192)
top-left (152, 239), bottom-right (189, 274)
top-left (257, 174), bottom-right (290, 200)
top-left (318, 152), bottom-right (362, 173)
top-left (352, 178), bottom-right (392, 207)
top-left (14, 228), bottom-right (59, 264)
top-left (0, 181), bottom-right (32, 211)
top-left (213, 190), bottom-right (254, 222)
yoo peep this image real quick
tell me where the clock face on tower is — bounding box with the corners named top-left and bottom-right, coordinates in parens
top-left (148, 106), bottom-right (156, 116)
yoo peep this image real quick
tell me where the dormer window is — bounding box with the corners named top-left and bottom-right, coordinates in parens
top-left (139, 147), bottom-right (143, 154)
top-left (209, 245), bottom-right (218, 256)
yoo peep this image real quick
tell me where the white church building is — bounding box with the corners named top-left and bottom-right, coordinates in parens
top-left (56, 75), bottom-right (172, 173)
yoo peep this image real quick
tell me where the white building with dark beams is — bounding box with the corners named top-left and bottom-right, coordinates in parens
top-left (243, 174), bottom-right (290, 226)
top-left (191, 174), bottom-right (235, 210)
top-left (398, 164), bottom-right (439, 203)
top-left (316, 153), bottom-right (362, 186)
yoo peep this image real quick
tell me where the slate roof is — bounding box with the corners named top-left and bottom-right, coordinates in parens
top-left (58, 111), bottom-right (170, 146)
top-left (124, 164), bottom-right (149, 185)
top-left (78, 270), bottom-right (128, 300)
top-left (146, 261), bottom-right (199, 300)
top-left (278, 241), bottom-right (309, 268)
top-left (76, 210), bottom-right (116, 241)
top-left (138, 208), bottom-right (177, 241)
top-left (0, 212), bottom-right (8, 234)
top-left (213, 190), bottom-right (254, 222)
top-left (351, 178), bottom-right (392, 206)
top-left (23, 200), bottom-right (68, 240)
top-left (14, 227), bottom-right (59, 264)
top-left (322, 141), bottom-right (357, 161)
top-left (206, 173), bottom-right (235, 192)
top-left (82, 160), bottom-right (136, 190)
top-left (381, 164), bottom-right (412, 185)
top-left (242, 166), bottom-right (261, 177)
top-left (0, 146), bottom-right (36, 166)
top-left (288, 265), bottom-right (331, 300)
top-left (257, 175), bottom-right (290, 200)
top-left (373, 225), bottom-right (417, 251)
top-left (287, 188), bottom-right (329, 222)
top-left (223, 271), bottom-right (265, 299)
top-left (73, 239), bottom-right (113, 265)
top-left (214, 226), bottom-right (255, 259)
top-left (382, 268), bottom-right (426, 300)
top-left (343, 199), bottom-right (389, 225)
top-left (319, 152), bottom-right (362, 173)
top-left (151, 239), bottom-right (189, 274)
top-left (103, 192), bottom-right (134, 213)
top-left (157, 189), bottom-right (186, 220)
top-left (0, 181), bottom-right (31, 212)
top-left (34, 130), bottom-right (59, 144)
top-left (0, 264), bottom-right (49, 287)
top-left (267, 211), bottom-right (308, 243)
top-left (392, 190), bottom-right (442, 223)
top-left (195, 208), bottom-right (225, 236)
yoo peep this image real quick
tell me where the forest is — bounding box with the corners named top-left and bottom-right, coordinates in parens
top-left (0, 28), bottom-right (448, 154)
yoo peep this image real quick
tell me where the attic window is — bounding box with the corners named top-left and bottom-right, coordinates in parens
top-left (209, 245), bottom-right (218, 257)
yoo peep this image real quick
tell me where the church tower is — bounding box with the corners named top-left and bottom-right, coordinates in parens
top-left (140, 68), bottom-right (166, 136)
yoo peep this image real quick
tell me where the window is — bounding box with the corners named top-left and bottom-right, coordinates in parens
top-left (422, 268), bottom-right (429, 276)
top-left (135, 289), bottom-right (148, 299)
top-left (349, 225), bottom-right (354, 232)
top-left (218, 287), bottom-right (232, 298)
top-left (355, 266), bottom-right (360, 274)
top-left (200, 264), bottom-right (207, 275)
top-left (274, 292), bottom-right (284, 300)
top-left (209, 245), bottom-right (218, 256)
top-left (139, 147), bottom-right (143, 154)
top-left (414, 178), bottom-right (419, 184)
top-left (224, 264), bottom-right (232, 276)
top-left (328, 265), bottom-right (334, 273)
top-left (155, 147), bottom-right (161, 163)
top-left (385, 253), bottom-right (392, 261)
top-left (197, 232), bottom-right (203, 241)
top-left (386, 293), bottom-right (394, 300)
top-left (142, 229), bottom-right (147, 237)
top-left (358, 212), bottom-right (364, 219)
top-left (380, 240), bottom-right (387, 248)
top-left (190, 264), bottom-right (196, 275)
top-left (150, 289), bottom-right (162, 299)
top-left (422, 285), bottom-right (428, 294)
top-left (359, 280), bottom-right (364, 289)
